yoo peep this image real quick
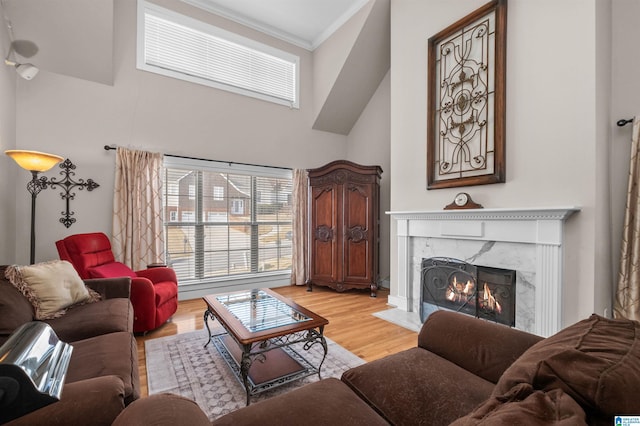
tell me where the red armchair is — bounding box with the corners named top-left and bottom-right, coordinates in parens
top-left (56, 232), bottom-right (178, 333)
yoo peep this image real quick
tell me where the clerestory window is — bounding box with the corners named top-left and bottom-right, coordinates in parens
top-left (137, 0), bottom-right (300, 108)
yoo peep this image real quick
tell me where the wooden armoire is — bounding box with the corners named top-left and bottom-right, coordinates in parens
top-left (306, 160), bottom-right (382, 297)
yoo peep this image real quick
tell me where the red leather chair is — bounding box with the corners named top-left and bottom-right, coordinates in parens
top-left (56, 232), bottom-right (178, 333)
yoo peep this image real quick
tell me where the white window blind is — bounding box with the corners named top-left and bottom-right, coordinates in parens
top-left (163, 156), bottom-right (292, 284)
top-left (137, 0), bottom-right (299, 108)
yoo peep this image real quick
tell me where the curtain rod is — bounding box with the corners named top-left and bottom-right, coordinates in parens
top-left (103, 145), bottom-right (291, 171)
top-left (617, 118), bottom-right (633, 127)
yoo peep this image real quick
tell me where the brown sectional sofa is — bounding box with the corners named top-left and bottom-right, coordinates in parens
top-left (114, 309), bottom-right (640, 425)
top-left (0, 265), bottom-right (140, 425)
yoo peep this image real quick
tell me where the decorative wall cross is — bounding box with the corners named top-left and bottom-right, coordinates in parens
top-left (46, 158), bottom-right (100, 228)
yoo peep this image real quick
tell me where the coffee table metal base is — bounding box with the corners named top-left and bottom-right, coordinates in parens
top-left (204, 309), bottom-right (328, 405)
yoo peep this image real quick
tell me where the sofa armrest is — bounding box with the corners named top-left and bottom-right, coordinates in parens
top-left (6, 375), bottom-right (126, 426)
top-left (418, 310), bottom-right (543, 384)
top-left (135, 266), bottom-right (177, 284)
top-left (84, 277), bottom-right (131, 299)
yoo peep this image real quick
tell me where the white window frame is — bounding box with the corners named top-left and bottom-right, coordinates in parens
top-left (137, 0), bottom-right (300, 108)
top-left (164, 155), bottom-right (293, 290)
top-left (230, 199), bottom-right (244, 215)
top-left (213, 185), bottom-right (224, 200)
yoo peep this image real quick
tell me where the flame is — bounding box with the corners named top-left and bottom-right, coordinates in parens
top-left (463, 280), bottom-right (474, 295)
top-left (446, 276), bottom-right (475, 302)
top-left (482, 283), bottom-right (502, 313)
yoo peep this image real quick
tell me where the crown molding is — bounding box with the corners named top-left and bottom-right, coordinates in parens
top-left (179, 0), bottom-right (369, 51)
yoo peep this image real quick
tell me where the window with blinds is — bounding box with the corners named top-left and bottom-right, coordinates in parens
top-left (137, 0), bottom-right (300, 108)
top-left (163, 156), bottom-right (293, 284)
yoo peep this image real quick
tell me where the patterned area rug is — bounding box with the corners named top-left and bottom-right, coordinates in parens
top-left (145, 328), bottom-right (365, 420)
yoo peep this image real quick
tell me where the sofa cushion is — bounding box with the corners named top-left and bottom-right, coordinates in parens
top-left (67, 331), bottom-right (140, 404)
top-left (88, 262), bottom-right (137, 279)
top-left (113, 394), bottom-right (210, 426)
top-left (212, 378), bottom-right (388, 426)
top-left (341, 347), bottom-right (495, 425)
top-left (5, 260), bottom-right (100, 320)
top-left (44, 298), bottom-right (133, 342)
top-left (450, 383), bottom-right (587, 426)
top-left (494, 314), bottom-right (640, 422)
top-left (0, 266), bottom-right (34, 344)
top-left (419, 310), bottom-right (543, 384)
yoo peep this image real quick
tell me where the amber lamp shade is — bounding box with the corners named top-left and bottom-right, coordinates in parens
top-left (5, 149), bottom-right (63, 264)
top-left (5, 150), bottom-right (64, 172)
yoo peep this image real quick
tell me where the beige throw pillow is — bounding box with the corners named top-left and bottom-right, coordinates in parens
top-left (5, 260), bottom-right (100, 320)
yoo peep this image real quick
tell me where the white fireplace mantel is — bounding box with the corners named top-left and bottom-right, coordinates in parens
top-left (387, 207), bottom-right (580, 336)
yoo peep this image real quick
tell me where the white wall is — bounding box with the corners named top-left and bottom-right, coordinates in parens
top-left (0, 0), bottom-right (17, 264)
top-left (13, 0), bottom-right (352, 264)
top-left (390, 0), bottom-right (613, 328)
top-left (610, 0), bottom-right (640, 303)
top-left (313, 1), bottom-right (372, 119)
top-left (347, 71), bottom-right (391, 285)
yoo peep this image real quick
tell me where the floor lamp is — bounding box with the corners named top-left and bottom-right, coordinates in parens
top-left (5, 150), bottom-right (64, 264)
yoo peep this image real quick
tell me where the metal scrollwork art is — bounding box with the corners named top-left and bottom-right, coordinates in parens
top-left (427, 0), bottom-right (507, 189)
top-left (46, 158), bottom-right (100, 228)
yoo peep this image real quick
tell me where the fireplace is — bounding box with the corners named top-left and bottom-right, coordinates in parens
top-left (421, 257), bottom-right (516, 327)
top-left (385, 207), bottom-right (579, 336)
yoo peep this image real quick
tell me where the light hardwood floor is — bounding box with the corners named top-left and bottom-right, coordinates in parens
top-left (135, 285), bottom-right (418, 396)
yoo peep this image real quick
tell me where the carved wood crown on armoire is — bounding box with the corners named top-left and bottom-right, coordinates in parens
top-left (306, 160), bottom-right (382, 297)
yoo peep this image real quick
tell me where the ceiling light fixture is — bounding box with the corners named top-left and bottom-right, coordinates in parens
top-left (4, 46), bottom-right (38, 80)
top-left (2, 0), bottom-right (40, 81)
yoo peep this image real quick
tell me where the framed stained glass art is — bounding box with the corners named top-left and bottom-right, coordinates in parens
top-left (427, 0), bottom-right (507, 189)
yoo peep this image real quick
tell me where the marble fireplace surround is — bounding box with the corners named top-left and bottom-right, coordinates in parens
top-left (386, 207), bottom-right (579, 337)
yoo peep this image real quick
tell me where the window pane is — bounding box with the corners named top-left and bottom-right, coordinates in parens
top-left (204, 224), bottom-right (229, 277)
top-left (227, 174), bottom-right (251, 221)
top-left (140, 1), bottom-right (299, 108)
top-left (164, 164), bottom-right (292, 284)
top-left (166, 225), bottom-right (195, 279)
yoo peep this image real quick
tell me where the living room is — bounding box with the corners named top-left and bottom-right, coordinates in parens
top-left (1, 0), bottom-right (637, 329)
top-left (1, 0), bottom-right (640, 423)
top-left (0, 1), bottom-right (636, 330)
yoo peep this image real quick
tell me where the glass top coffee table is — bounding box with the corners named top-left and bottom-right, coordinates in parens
top-left (203, 288), bottom-right (329, 405)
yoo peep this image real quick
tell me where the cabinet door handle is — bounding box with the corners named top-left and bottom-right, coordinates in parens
top-left (346, 226), bottom-right (368, 242)
top-left (315, 226), bottom-right (333, 242)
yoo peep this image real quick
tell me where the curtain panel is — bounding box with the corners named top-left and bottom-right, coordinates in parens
top-left (290, 169), bottom-right (308, 285)
top-left (615, 116), bottom-right (640, 321)
top-left (112, 147), bottom-right (165, 271)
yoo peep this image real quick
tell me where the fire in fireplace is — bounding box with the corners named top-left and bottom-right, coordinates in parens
top-left (420, 258), bottom-right (516, 326)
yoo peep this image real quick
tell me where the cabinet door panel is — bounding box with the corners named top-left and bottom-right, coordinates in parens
top-left (343, 184), bottom-right (372, 282)
top-left (310, 185), bottom-right (339, 281)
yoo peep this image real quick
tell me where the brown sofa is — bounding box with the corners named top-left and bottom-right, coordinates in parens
top-left (113, 309), bottom-right (640, 425)
top-left (0, 265), bottom-right (140, 426)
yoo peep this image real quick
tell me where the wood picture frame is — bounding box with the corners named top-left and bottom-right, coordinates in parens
top-left (427, 0), bottom-right (507, 190)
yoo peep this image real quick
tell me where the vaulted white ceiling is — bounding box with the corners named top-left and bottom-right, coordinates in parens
top-left (1, 0), bottom-right (372, 85)
top-left (0, 0), bottom-right (388, 135)
top-left (180, 0), bottom-right (369, 50)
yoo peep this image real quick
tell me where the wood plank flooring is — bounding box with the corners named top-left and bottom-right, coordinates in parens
top-left (135, 285), bottom-right (418, 397)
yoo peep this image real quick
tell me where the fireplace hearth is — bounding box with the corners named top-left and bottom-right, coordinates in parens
top-left (421, 257), bottom-right (516, 326)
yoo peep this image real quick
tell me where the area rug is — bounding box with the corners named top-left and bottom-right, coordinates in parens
top-left (145, 328), bottom-right (365, 420)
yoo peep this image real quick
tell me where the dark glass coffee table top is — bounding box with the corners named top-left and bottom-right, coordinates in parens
top-left (216, 289), bottom-right (312, 332)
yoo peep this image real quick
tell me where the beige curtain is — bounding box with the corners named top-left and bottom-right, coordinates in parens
top-left (290, 169), bottom-right (308, 285)
top-left (112, 147), bottom-right (165, 271)
top-left (615, 117), bottom-right (640, 321)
